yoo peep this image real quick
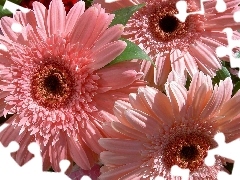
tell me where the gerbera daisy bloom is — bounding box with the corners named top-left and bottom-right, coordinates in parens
top-left (93, 0), bottom-right (240, 87)
top-left (20, 0), bottom-right (78, 13)
top-left (98, 72), bottom-right (240, 179)
top-left (0, 0), bottom-right (145, 172)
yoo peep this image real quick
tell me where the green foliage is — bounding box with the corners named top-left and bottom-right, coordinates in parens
top-left (110, 4), bottom-right (145, 26)
top-left (212, 65), bottom-right (231, 85)
top-left (109, 38), bottom-right (154, 66)
top-left (0, 0), bottom-right (22, 18)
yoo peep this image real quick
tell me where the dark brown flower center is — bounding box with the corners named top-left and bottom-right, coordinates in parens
top-left (148, 3), bottom-right (189, 42)
top-left (162, 132), bottom-right (212, 171)
top-left (180, 145), bottom-right (199, 161)
top-left (158, 15), bottom-right (179, 33)
top-left (31, 63), bottom-right (74, 109)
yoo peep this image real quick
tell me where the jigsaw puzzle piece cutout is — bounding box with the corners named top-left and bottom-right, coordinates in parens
top-left (3, 0), bottom-right (30, 14)
top-left (233, 10), bottom-right (240, 22)
top-left (0, 0), bottom-right (31, 35)
top-left (215, 27), bottom-right (240, 77)
top-left (170, 165), bottom-right (190, 180)
top-left (20, 142), bottom-right (43, 173)
top-left (0, 141), bottom-right (20, 175)
top-left (175, 0), bottom-right (227, 22)
top-left (205, 132), bottom-right (240, 179)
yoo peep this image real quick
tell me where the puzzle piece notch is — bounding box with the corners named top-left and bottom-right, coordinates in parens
top-left (233, 10), bottom-right (240, 22)
top-left (215, 27), bottom-right (240, 77)
top-left (3, 0), bottom-right (30, 14)
top-left (170, 165), bottom-right (190, 180)
top-left (205, 132), bottom-right (240, 179)
top-left (174, 0), bottom-right (227, 22)
top-left (0, 140), bottom-right (72, 180)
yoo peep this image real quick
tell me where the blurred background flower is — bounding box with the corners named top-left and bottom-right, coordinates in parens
top-left (19, 0), bottom-right (78, 13)
top-left (68, 164), bottom-right (101, 180)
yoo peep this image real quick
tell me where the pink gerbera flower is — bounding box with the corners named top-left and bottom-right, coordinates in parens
top-left (94, 0), bottom-right (240, 87)
top-left (0, 0), bottom-right (145, 172)
top-left (98, 72), bottom-right (240, 179)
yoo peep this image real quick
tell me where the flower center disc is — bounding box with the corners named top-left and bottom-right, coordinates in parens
top-left (158, 15), bottom-right (179, 33)
top-left (31, 63), bottom-right (74, 109)
top-left (148, 4), bottom-right (189, 42)
top-left (162, 133), bottom-right (212, 171)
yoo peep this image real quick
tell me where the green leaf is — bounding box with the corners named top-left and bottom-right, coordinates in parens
top-left (110, 4), bottom-right (145, 27)
top-left (109, 38), bottom-right (154, 66)
top-left (212, 66), bottom-right (231, 84)
top-left (233, 81), bottom-right (240, 96)
top-left (0, 0), bottom-right (23, 18)
top-left (0, 5), bottom-right (12, 18)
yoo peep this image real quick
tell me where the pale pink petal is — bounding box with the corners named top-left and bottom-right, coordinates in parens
top-left (0, 17), bottom-right (21, 41)
top-left (90, 40), bottom-right (127, 70)
top-left (101, 151), bottom-right (141, 165)
top-left (32, 1), bottom-right (48, 37)
top-left (141, 86), bottom-right (174, 126)
top-left (82, 119), bottom-right (104, 154)
top-left (49, 132), bottom-right (69, 172)
top-left (102, 122), bottom-right (131, 139)
top-left (99, 138), bottom-right (145, 154)
top-left (93, 24), bottom-right (124, 51)
top-left (187, 71), bottom-right (213, 107)
top-left (47, 0), bottom-right (66, 35)
top-left (111, 121), bottom-right (147, 141)
top-left (97, 61), bottom-right (142, 90)
top-left (99, 162), bottom-right (142, 180)
top-left (200, 77), bottom-right (233, 120)
top-left (183, 52), bottom-right (198, 77)
top-left (217, 91), bottom-right (240, 123)
top-left (124, 109), bottom-right (161, 135)
top-left (167, 71), bottom-right (186, 87)
top-left (83, 4), bottom-right (115, 48)
top-left (154, 53), bottom-right (171, 86)
top-left (67, 137), bottom-right (92, 170)
top-left (14, 11), bottom-right (37, 31)
top-left (189, 42), bottom-right (221, 74)
top-left (165, 82), bottom-right (187, 118)
top-left (170, 49), bottom-right (185, 74)
top-left (64, 1), bottom-right (85, 36)
top-left (15, 131), bottom-right (34, 166)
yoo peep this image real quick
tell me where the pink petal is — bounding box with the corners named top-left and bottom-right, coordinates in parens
top-left (99, 162), bottom-right (142, 180)
top-left (100, 151), bottom-right (141, 165)
top-left (90, 40), bottom-right (127, 70)
top-left (97, 61), bottom-right (142, 90)
top-left (67, 137), bottom-right (92, 170)
top-left (82, 119), bottom-right (104, 154)
top-left (165, 82), bottom-right (187, 118)
top-left (64, 1), bottom-right (85, 36)
top-left (200, 77), bottom-right (233, 120)
top-left (142, 86), bottom-right (174, 126)
top-left (99, 138), bottom-right (144, 154)
top-left (32, 1), bottom-right (48, 37)
top-left (47, 0), bottom-right (66, 35)
top-left (154, 53), bottom-right (171, 86)
top-left (0, 17), bottom-right (21, 41)
top-left (49, 132), bottom-right (69, 172)
top-left (183, 52), bottom-right (199, 77)
top-left (124, 109), bottom-right (161, 135)
top-left (93, 24), bottom-right (124, 51)
top-left (111, 121), bottom-right (147, 141)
